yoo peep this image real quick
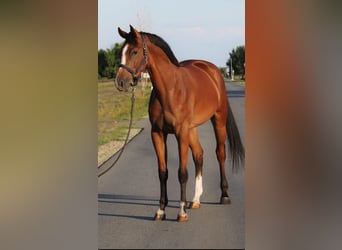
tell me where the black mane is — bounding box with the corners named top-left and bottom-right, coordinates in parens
top-left (141, 32), bottom-right (180, 67)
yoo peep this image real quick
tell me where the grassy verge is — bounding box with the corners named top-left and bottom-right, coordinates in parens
top-left (98, 80), bottom-right (152, 146)
top-left (224, 77), bottom-right (245, 86)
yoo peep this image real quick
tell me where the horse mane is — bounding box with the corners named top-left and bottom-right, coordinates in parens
top-left (141, 32), bottom-right (180, 67)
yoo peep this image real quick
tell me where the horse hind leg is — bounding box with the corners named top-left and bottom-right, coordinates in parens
top-left (189, 128), bottom-right (204, 209)
top-left (211, 115), bottom-right (231, 205)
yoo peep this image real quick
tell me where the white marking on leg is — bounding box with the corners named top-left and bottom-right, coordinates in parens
top-left (121, 44), bottom-right (128, 65)
top-left (156, 208), bottom-right (165, 216)
top-left (179, 201), bottom-right (187, 215)
top-left (192, 175), bottom-right (203, 202)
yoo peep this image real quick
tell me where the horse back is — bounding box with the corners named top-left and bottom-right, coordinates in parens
top-left (180, 59), bottom-right (226, 94)
top-left (179, 59), bottom-right (228, 125)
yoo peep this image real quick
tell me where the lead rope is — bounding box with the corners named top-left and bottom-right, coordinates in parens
top-left (98, 87), bottom-right (136, 177)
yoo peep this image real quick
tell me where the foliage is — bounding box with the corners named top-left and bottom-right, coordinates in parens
top-left (98, 49), bottom-right (107, 78)
top-left (220, 67), bottom-right (229, 78)
top-left (226, 45), bottom-right (245, 79)
top-left (98, 43), bottom-right (122, 79)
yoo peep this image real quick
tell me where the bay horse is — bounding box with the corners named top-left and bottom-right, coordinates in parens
top-left (115, 25), bottom-right (244, 222)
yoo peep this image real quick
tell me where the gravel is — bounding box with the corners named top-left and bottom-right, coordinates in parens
top-left (97, 128), bottom-right (142, 166)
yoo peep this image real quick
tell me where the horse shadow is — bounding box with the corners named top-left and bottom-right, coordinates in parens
top-left (98, 193), bottom-right (179, 221)
top-left (226, 89), bottom-right (245, 98)
top-left (98, 212), bottom-right (157, 221)
top-left (98, 193), bottom-right (221, 222)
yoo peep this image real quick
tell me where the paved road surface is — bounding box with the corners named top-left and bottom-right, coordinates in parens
top-left (98, 81), bottom-right (245, 249)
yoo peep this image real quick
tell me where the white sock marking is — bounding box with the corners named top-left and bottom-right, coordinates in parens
top-left (192, 175), bottom-right (203, 202)
top-left (179, 201), bottom-right (187, 215)
top-left (156, 208), bottom-right (165, 215)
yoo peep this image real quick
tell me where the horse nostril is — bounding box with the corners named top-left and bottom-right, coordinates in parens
top-left (115, 78), bottom-right (129, 91)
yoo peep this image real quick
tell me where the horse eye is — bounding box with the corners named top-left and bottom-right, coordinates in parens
top-left (131, 50), bottom-right (138, 56)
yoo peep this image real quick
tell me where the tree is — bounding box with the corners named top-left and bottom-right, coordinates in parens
top-left (226, 45), bottom-right (245, 79)
top-left (220, 67), bottom-right (228, 78)
top-left (98, 42), bottom-right (123, 79)
top-left (98, 49), bottom-right (107, 79)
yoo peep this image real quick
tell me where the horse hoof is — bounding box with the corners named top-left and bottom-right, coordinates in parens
top-left (189, 201), bottom-right (201, 209)
top-left (177, 214), bottom-right (189, 222)
top-left (220, 196), bottom-right (231, 204)
top-left (154, 213), bottom-right (166, 221)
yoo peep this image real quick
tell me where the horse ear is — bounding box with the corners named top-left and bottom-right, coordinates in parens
top-left (118, 27), bottom-right (128, 39)
top-left (129, 25), bottom-right (137, 33)
top-left (129, 25), bottom-right (139, 38)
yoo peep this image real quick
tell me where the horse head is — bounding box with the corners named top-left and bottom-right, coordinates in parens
top-left (115, 25), bottom-right (147, 92)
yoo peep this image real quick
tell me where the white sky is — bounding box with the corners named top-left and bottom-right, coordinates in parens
top-left (98, 0), bottom-right (245, 67)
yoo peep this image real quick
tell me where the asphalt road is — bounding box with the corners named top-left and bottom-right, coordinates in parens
top-left (98, 81), bottom-right (245, 249)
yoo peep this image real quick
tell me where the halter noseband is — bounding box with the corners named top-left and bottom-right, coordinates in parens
top-left (118, 33), bottom-right (147, 86)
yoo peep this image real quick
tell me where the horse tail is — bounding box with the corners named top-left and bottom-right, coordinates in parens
top-left (226, 104), bottom-right (245, 171)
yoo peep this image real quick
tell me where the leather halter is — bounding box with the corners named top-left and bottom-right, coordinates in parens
top-left (118, 33), bottom-right (147, 86)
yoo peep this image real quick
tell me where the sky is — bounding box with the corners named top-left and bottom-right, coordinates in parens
top-left (98, 0), bottom-right (245, 67)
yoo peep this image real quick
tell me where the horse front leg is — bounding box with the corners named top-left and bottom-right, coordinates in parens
top-left (176, 128), bottom-right (190, 222)
top-left (151, 130), bottom-right (168, 220)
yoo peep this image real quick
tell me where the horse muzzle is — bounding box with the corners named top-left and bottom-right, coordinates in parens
top-left (115, 77), bottom-right (132, 92)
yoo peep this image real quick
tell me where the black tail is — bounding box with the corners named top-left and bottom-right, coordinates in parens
top-left (226, 104), bottom-right (245, 171)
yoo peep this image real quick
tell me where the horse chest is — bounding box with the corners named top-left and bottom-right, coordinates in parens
top-left (150, 106), bottom-right (186, 133)
top-left (161, 110), bottom-right (181, 133)
top-left (149, 90), bottom-right (190, 133)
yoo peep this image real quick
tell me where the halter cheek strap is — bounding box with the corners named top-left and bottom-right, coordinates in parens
top-left (118, 33), bottom-right (147, 86)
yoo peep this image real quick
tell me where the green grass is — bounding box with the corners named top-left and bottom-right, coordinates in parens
top-left (98, 80), bottom-right (152, 146)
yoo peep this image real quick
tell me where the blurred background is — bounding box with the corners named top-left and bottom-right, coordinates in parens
top-left (0, 0), bottom-right (341, 249)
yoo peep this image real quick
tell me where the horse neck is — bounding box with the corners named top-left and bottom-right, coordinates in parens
top-left (146, 44), bottom-right (178, 92)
